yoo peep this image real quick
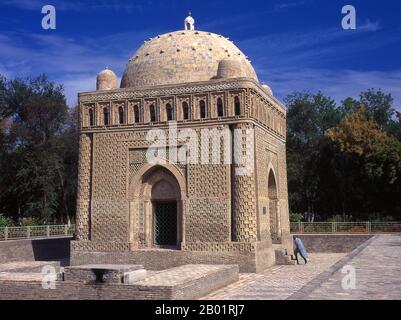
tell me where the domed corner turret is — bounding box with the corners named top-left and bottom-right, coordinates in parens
top-left (216, 59), bottom-right (245, 79)
top-left (96, 67), bottom-right (118, 91)
top-left (262, 84), bottom-right (273, 96)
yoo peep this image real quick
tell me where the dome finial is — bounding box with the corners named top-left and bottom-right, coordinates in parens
top-left (184, 12), bottom-right (195, 30)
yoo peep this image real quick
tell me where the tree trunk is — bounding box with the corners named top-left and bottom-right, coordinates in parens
top-left (342, 201), bottom-right (346, 222)
top-left (57, 167), bottom-right (71, 225)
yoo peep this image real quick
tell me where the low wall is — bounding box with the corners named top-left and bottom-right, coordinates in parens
top-left (292, 234), bottom-right (374, 253)
top-left (0, 265), bottom-right (239, 300)
top-left (71, 240), bottom-right (277, 273)
top-left (0, 237), bottom-right (72, 264)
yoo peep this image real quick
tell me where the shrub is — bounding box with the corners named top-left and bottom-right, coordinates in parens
top-left (20, 217), bottom-right (46, 226)
top-left (0, 214), bottom-right (14, 228)
top-left (327, 215), bottom-right (343, 222)
top-left (290, 213), bottom-right (303, 222)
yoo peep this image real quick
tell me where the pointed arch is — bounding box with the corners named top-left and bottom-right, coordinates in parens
top-left (234, 96), bottom-right (241, 116)
top-left (129, 163), bottom-right (187, 249)
top-left (118, 106), bottom-right (125, 124)
top-left (267, 166), bottom-right (280, 241)
top-left (182, 101), bottom-right (190, 120)
top-left (88, 108), bottom-right (94, 126)
top-left (217, 97), bottom-right (224, 117)
top-left (103, 107), bottom-right (109, 125)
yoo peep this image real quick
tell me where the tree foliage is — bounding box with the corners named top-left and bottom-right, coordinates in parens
top-left (0, 75), bottom-right (78, 224)
top-left (287, 90), bottom-right (401, 221)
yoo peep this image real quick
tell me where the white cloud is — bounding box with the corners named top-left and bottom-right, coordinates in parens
top-left (1, 0), bottom-right (151, 13)
top-left (359, 19), bottom-right (382, 32)
top-left (238, 20), bottom-right (391, 69)
top-left (0, 29), bottom-right (156, 106)
top-left (263, 68), bottom-right (401, 111)
top-left (274, 1), bottom-right (308, 11)
top-left (1, 0), bottom-right (80, 11)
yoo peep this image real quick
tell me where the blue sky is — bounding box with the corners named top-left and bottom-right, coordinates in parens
top-left (0, 0), bottom-right (400, 110)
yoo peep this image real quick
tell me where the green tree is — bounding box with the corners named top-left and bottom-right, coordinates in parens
top-left (285, 92), bottom-right (341, 219)
top-left (327, 106), bottom-right (401, 219)
top-left (340, 89), bottom-right (398, 133)
top-left (0, 74), bottom-right (78, 223)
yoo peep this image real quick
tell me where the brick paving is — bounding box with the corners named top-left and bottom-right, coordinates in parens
top-left (202, 234), bottom-right (401, 300)
top-left (305, 234), bottom-right (401, 300)
top-left (1, 234), bottom-right (400, 300)
top-left (134, 264), bottom-right (238, 286)
top-left (201, 253), bottom-right (345, 300)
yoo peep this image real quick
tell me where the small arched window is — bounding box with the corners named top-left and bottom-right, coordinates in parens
top-left (217, 98), bottom-right (224, 117)
top-left (103, 107), bottom-right (109, 125)
top-left (182, 101), bottom-right (189, 120)
top-left (149, 104), bottom-right (156, 122)
top-left (166, 103), bottom-right (173, 121)
top-left (134, 105), bottom-right (140, 123)
top-left (89, 108), bottom-right (94, 126)
top-left (234, 96), bottom-right (241, 116)
top-left (118, 106), bottom-right (124, 124)
top-left (200, 100), bottom-right (206, 119)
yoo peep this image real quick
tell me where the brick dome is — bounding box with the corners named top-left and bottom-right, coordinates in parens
top-left (120, 30), bottom-right (258, 89)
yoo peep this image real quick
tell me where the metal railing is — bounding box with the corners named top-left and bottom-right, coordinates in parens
top-left (0, 225), bottom-right (75, 241)
top-left (290, 222), bottom-right (401, 234)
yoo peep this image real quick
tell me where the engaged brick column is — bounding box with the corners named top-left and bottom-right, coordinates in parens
top-left (231, 123), bottom-right (257, 242)
top-left (76, 133), bottom-right (93, 240)
top-left (277, 142), bottom-right (290, 237)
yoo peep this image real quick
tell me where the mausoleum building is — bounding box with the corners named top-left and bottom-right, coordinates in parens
top-left (72, 15), bottom-right (293, 272)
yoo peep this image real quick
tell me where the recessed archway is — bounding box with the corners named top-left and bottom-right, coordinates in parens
top-left (268, 169), bottom-right (279, 242)
top-left (130, 164), bottom-right (185, 249)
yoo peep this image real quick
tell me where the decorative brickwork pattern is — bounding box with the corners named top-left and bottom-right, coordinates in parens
top-left (232, 123), bottom-right (257, 242)
top-left (186, 199), bottom-right (231, 242)
top-left (76, 134), bottom-right (92, 240)
top-left (73, 25), bottom-right (292, 272)
top-left (188, 164), bottom-right (229, 198)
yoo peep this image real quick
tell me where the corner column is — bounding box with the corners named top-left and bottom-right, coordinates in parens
top-left (76, 133), bottom-right (93, 241)
top-left (231, 123), bottom-right (257, 242)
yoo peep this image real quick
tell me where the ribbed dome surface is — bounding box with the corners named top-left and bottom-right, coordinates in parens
top-left (121, 30), bottom-right (258, 88)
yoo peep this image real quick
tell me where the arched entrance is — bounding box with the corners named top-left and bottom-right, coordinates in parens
top-left (131, 165), bottom-right (185, 249)
top-left (268, 169), bottom-right (279, 242)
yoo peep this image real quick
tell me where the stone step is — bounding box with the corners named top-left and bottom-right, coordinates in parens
top-left (130, 264), bottom-right (239, 299)
top-left (274, 249), bottom-right (296, 265)
top-left (0, 261), bottom-right (61, 273)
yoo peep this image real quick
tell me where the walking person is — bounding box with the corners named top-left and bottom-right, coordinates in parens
top-left (293, 236), bottom-right (309, 264)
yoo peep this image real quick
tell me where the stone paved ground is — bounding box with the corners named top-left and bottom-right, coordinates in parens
top-left (201, 253), bottom-right (345, 300)
top-left (1, 234), bottom-right (399, 300)
top-left (202, 234), bottom-right (401, 300)
top-left (306, 234), bottom-right (401, 300)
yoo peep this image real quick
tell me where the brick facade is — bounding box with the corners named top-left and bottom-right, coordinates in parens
top-left (73, 22), bottom-right (292, 272)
